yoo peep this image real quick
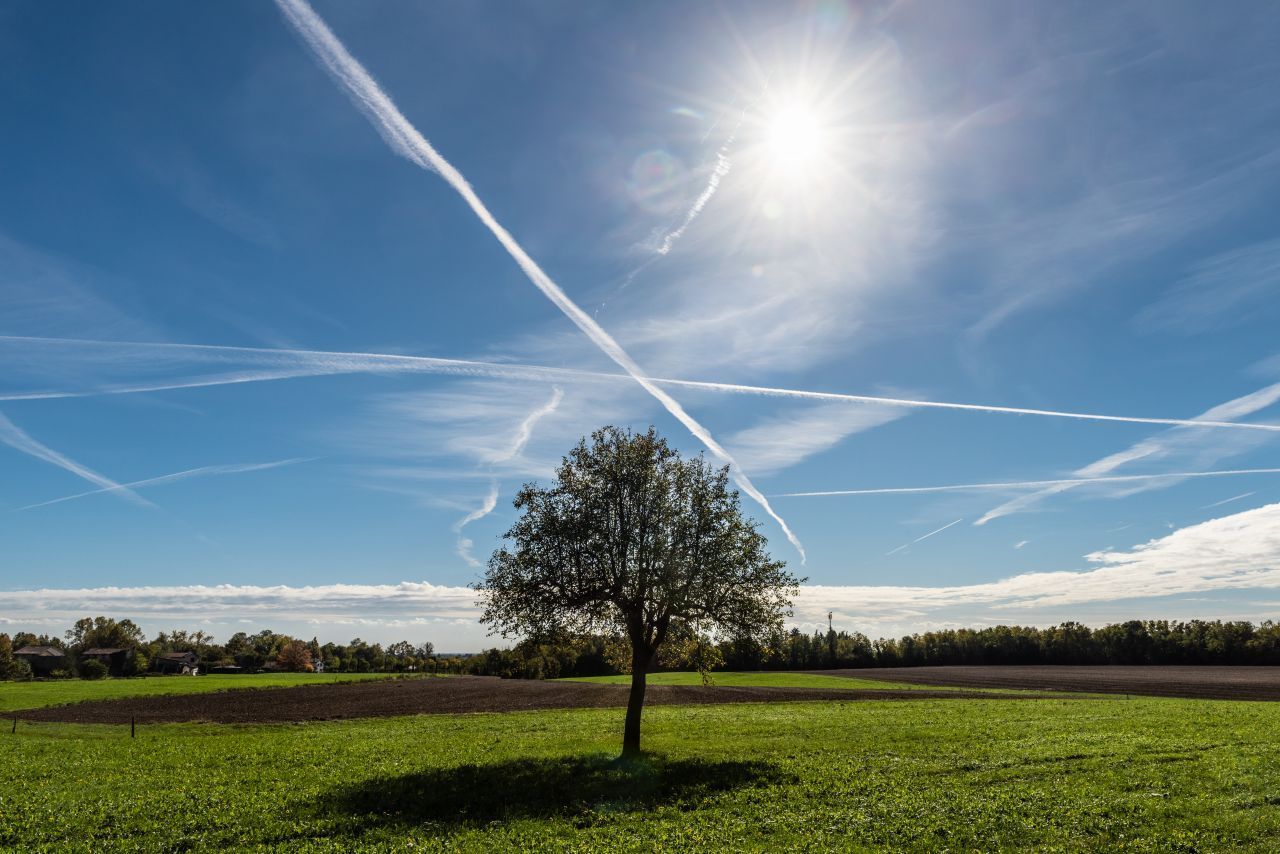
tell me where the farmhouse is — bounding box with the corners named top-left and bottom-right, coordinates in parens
top-left (155, 651), bottom-right (200, 675)
top-left (14, 645), bottom-right (65, 676)
top-left (81, 647), bottom-right (136, 676)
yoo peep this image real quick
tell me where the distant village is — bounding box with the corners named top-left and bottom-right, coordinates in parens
top-left (0, 616), bottom-right (443, 680)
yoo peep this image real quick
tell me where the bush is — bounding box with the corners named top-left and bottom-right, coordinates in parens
top-left (80, 660), bottom-right (109, 680)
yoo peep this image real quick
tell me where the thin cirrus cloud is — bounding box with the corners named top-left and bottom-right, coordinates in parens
top-left (6, 503), bottom-right (1279, 638)
top-left (0, 410), bottom-right (150, 508)
top-left (1137, 238), bottom-right (1280, 335)
top-left (272, 0), bottom-right (806, 562)
top-left (12, 458), bottom-right (312, 512)
top-left (5, 335), bottom-right (1280, 435)
top-left (724, 402), bottom-right (907, 476)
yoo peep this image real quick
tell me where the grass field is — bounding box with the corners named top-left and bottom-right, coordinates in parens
top-left (0, 672), bottom-right (400, 713)
top-left (563, 671), bottom-right (963, 691)
top-left (4, 694), bottom-right (1279, 851)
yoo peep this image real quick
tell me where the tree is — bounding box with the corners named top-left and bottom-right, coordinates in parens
top-left (478, 426), bottom-right (800, 755)
top-left (65, 617), bottom-right (145, 653)
top-left (277, 639), bottom-right (314, 672)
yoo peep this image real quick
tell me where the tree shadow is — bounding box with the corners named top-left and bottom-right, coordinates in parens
top-left (312, 753), bottom-right (788, 831)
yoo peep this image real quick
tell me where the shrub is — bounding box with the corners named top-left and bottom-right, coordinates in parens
top-left (80, 660), bottom-right (109, 680)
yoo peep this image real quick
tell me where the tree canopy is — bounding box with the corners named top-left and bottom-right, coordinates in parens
top-left (478, 425), bottom-right (800, 754)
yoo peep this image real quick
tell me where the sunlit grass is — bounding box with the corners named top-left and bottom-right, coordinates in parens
top-left (3, 697), bottom-right (1278, 850)
top-left (0, 672), bottom-right (401, 713)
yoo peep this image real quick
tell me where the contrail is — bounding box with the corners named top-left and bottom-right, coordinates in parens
top-left (453, 480), bottom-right (500, 568)
top-left (273, 0), bottom-right (806, 560)
top-left (0, 410), bottom-right (151, 507)
top-left (455, 387), bottom-right (564, 565)
top-left (7, 335), bottom-right (1280, 435)
top-left (886, 518), bottom-right (962, 555)
top-left (1201, 491), bottom-right (1256, 509)
top-left (596, 104), bottom-right (746, 315)
top-left (974, 380), bottom-right (1280, 525)
top-left (778, 468), bottom-right (1280, 497)
top-left (493, 386), bottom-right (563, 464)
top-left (13, 458), bottom-right (311, 511)
top-left (655, 129), bottom-right (737, 255)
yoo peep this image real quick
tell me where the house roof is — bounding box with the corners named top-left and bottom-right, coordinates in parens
top-left (158, 651), bottom-right (198, 660)
top-left (15, 646), bottom-right (63, 657)
top-left (83, 647), bottom-right (127, 655)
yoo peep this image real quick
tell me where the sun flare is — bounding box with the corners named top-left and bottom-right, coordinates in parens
top-left (762, 99), bottom-right (829, 177)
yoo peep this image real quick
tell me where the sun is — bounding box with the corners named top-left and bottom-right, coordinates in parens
top-left (764, 101), bottom-right (827, 171)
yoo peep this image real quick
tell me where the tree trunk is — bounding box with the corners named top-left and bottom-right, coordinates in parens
top-left (622, 652), bottom-right (649, 756)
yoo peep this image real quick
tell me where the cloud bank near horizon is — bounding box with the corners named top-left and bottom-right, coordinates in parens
top-left (5, 502), bottom-right (1277, 645)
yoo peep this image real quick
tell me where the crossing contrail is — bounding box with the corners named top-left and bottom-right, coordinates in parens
top-left (0, 410), bottom-right (151, 508)
top-left (13, 458), bottom-right (310, 511)
top-left (273, 0), bottom-right (805, 559)
top-left (6, 335), bottom-right (1280, 434)
top-left (778, 468), bottom-right (1280, 498)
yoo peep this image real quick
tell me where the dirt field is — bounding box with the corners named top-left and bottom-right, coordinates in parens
top-left (824, 665), bottom-right (1280, 700)
top-left (15, 675), bottom-right (1040, 724)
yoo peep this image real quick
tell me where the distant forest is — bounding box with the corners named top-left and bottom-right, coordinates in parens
top-left (469, 619), bottom-right (1280, 679)
top-left (5, 617), bottom-right (1278, 681)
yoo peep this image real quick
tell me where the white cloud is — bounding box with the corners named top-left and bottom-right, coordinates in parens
top-left (7, 502), bottom-right (1277, 648)
top-left (797, 502), bottom-right (1280, 628)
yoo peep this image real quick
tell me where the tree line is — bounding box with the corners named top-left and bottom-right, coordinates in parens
top-left (0, 617), bottom-right (442, 680)
top-left (462, 619), bottom-right (1280, 679)
top-left (3, 616), bottom-right (1278, 682)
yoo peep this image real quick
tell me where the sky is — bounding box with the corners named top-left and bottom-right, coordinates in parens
top-left (1, 0), bottom-right (1279, 651)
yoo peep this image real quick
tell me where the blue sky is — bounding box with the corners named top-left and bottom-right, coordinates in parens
top-left (2, 0), bottom-right (1279, 650)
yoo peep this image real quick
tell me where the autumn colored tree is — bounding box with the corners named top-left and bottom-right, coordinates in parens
top-left (276, 639), bottom-right (314, 672)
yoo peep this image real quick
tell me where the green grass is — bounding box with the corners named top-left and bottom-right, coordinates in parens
top-left (0, 672), bottom-right (400, 713)
top-left (563, 670), bottom-right (974, 691)
top-left (3, 696), bottom-right (1279, 851)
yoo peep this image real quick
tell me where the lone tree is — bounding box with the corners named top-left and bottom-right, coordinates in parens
top-left (478, 426), bottom-right (800, 755)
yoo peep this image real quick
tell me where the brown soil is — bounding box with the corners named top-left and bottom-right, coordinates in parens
top-left (15, 676), bottom-right (1039, 725)
top-left (819, 665), bottom-right (1280, 700)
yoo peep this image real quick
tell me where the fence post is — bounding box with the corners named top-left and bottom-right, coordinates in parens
top-left (131, 717), bottom-right (135, 739)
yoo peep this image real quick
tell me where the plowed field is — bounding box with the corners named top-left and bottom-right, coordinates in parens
top-left (824, 665), bottom-right (1280, 700)
top-left (16, 675), bottom-right (1042, 724)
